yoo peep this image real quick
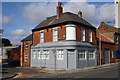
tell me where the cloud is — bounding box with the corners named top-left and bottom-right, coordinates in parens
top-left (63, 1), bottom-right (115, 27)
top-left (0, 15), bottom-right (10, 29)
top-left (98, 3), bottom-right (115, 22)
top-left (10, 36), bottom-right (21, 45)
top-left (2, 16), bottom-right (10, 25)
top-left (22, 2), bottom-right (115, 27)
top-left (10, 28), bottom-right (31, 45)
top-left (11, 28), bottom-right (31, 36)
top-left (2, 15), bottom-right (14, 26)
top-left (22, 2), bottom-right (57, 24)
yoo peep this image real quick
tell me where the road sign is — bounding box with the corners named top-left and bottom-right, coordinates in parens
top-left (52, 49), bottom-right (56, 53)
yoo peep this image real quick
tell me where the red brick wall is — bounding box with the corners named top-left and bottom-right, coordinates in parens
top-left (85, 28), bottom-right (89, 42)
top-left (33, 31), bottom-right (40, 46)
top-left (44, 28), bottom-right (53, 43)
top-left (33, 26), bottom-right (66, 45)
top-left (97, 42), bottom-right (116, 65)
top-left (92, 29), bottom-right (97, 45)
top-left (33, 25), bottom-right (96, 45)
top-left (76, 25), bottom-right (96, 45)
top-left (76, 26), bottom-right (81, 41)
top-left (21, 41), bottom-right (32, 67)
top-left (58, 25), bottom-right (66, 41)
top-left (10, 47), bottom-right (20, 61)
top-left (20, 42), bottom-right (24, 66)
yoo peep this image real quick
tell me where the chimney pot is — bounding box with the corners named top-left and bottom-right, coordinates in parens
top-left (45, 17), bottom-right (47, 20)
top-left (78, 11), bottom-right (82, 17)
top-left (58, 2), bottom-right (61, 7)
top-left (101, 22), bottom-right (105, 25)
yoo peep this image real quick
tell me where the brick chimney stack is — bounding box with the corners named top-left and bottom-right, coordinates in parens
top-left (57, 2), bottom-right (63, 19)
top-left (101, 22), bottom-right (105, 26)
top-left (78, 11), bottom-right (82, 17)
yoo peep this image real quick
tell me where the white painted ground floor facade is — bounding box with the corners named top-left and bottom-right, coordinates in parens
top-left (30, 41), bottom-right (97, 70)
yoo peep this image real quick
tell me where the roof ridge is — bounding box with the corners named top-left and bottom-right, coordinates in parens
top-left (21, 34), bottom-right (32, 42)
top-left (104, 24), bottom-right (117, 29)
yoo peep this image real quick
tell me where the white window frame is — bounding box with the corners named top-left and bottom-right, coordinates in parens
top-left (57, 50), bottom-right (64, 60)
top-left (42, 51), bottom-right (45, 59)
top-left (66, 24), bottom-right (76, 40)
top-left (111, 51), bottom-right (114, 58)
top-left (33, 50), bottom-right (36, 59)
top-left (89, 29), bottom-right (92, 42)
top-left (53, 27), bottom-right (58, 42)
top-left (25, 55), bottom-right (28, 62)
top-left (78, 50), bottom-right (86, 60)
top-left (40, 30), bottom-right (44, 43)
top-left (38, 50), bottom-right (41, 59)
top-left (45, 50), bottom-right (49, 59)
top-left (42, 50), bottom-right (49, 59)
top-left (81, 27), bottom-right (85, 41)
top-left (116, 37), bottom-right (119, 44)
top-left (25, 43), bottom-right (28, 49)
top-left (88, 50), bottom-right (95, 59)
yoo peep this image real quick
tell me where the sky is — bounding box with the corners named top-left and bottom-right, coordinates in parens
top-left (1, 0), bottom-right (115, 45)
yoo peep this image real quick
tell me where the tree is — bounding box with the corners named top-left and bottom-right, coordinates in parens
top-left (2, 38), bottom-right (12, 46)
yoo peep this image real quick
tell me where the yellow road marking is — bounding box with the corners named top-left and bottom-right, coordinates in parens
top-left (81, 65), bottom-right (118, 72)
top-left (13, 72), bottom-right (23, 78)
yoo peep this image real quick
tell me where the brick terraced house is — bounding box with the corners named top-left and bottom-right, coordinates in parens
top-left (97, 22), bottom-right (120, 65)
top-left (21, 2), bottom-right (98, 70)
top-left (21, 34), bottom-right (32, 67)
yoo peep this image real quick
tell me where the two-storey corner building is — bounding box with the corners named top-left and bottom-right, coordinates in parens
top-left (21, 2), bottom-right (97, 70)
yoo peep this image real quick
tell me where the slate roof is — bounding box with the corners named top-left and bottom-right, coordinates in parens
top-left (21, 34), bottom-right (32, 42)
top-left (32, 12), bottom-right (95, 31)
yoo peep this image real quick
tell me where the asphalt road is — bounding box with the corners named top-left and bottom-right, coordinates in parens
top-left (49, 65), bottom-right (119, 78)
top-left (2, 64), bottom-right (120, 80)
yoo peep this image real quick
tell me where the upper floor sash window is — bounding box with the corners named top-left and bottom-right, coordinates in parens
top-left (81, 27), bottom-right (85, 41)
top-left (53, 27), bottom-right (58, 42)
top-left (40, 30), bottom-right (44, 43)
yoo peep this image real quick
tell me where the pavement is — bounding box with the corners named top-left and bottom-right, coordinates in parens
top-left (1, 62), bottom-right (120, 79)
top-left (1, 63), bottom-right (19, 80)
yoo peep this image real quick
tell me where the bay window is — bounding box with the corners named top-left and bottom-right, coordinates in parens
top-left (81, 27), bottom-right (85, 41)
top-left (89, 29), bottom-right (92, 42)
top-left (66, 24), bottom-right (76, 40)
